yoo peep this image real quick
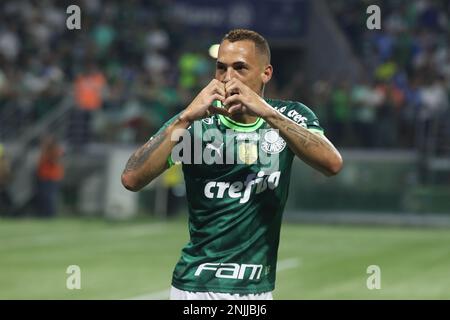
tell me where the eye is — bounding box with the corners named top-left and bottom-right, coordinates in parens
top-left (216, 64), bottom-right (226, 71)
top-left (234, 64), bottom-right (247, 72)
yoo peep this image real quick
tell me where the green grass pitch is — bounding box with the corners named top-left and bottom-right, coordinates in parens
top-left (0, 217), bottom-right (449, 299)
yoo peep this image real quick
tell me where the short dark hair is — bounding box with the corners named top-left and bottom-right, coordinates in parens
top-left (222, 29), bottom-right (271, 63)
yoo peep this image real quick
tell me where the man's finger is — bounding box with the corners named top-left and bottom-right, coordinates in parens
top-left (212, 83), bottom-right (226, 97)
top-left (223, 94), bottom-right (241, 106)
top-left (225, 78), bottom-right (246, 90)
top-left (225, 81), bottom-right (240, 95)
top-left (211, 93), bottom-right (225, 104)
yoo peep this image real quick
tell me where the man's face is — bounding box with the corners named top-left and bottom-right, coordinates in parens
top-left (215, 40), bottom-right (268, 97)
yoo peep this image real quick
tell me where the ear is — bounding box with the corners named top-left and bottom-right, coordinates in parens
top-left (261, 64), bottom-right (273, 85)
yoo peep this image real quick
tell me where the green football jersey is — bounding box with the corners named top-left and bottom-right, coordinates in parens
top-left (157, 98), bottom-right (323, 294)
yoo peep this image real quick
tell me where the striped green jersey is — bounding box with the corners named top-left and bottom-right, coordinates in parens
top-left (156, 98), bottom-right (323, 294)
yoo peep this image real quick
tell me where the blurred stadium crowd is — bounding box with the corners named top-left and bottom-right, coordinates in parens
top-left (327, 0), bottom-right (450, 150)
top-left (0, 0), bottom-right (448, 150)
top-left (0, 0), bottom-right (213, 146)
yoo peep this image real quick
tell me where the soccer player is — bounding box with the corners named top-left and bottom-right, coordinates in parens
top-left (121, 29), bottom-right (343, 300)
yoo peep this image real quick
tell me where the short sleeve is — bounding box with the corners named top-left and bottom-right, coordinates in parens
top-left (282, 102), bottom-right (325, 135)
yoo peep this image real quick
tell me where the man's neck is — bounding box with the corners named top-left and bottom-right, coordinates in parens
top-left (229, 113), bottom-right (259, 124)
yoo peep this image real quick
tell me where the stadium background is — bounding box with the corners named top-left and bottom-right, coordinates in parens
top-left (0, 0), bottom-right (449, 299)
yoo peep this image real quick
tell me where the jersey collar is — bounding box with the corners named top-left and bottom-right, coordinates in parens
top-left (218, 114), bottom-right (265, 132)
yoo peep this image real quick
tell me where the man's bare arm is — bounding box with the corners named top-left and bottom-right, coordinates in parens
top-left (264, 110), bottom-right (343, 176)
top-left (121, 113), bottom-right (191, 191)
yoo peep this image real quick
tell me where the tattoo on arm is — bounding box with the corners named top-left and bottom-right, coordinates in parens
top-left (275, 114), bottom-right (333, 151)
top-left (123, 111), bottom-right (188, 175)
top-left (286, 126), bottom-right (324, 149)
top-left (123, 130), bottom-right (167, 173)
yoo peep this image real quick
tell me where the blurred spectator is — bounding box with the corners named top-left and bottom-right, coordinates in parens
top-left (35, 135), bottom-right (64, 218)
top-left (311, 80), bottom-right (332, 130)
top-left (0, 144), bottom-right (12, 215)
top-left (419, 76), bottom-right (448, 121)
top-left (416, 76), bottom-right (449, 154)
top-left (0, 24), bottom-right (20, 62)
top-left (74, 62), bottom-right (106, 111)
top-left (350, 80), bottom-right (378, 147)
top-left (178, 50), bottom-right (211, 91)
top-left (69, 62), bottom-right (106, 147)
top-left (92, 16), bottom-right (116, 56)
top-left (330, 81), bottom-right (351, 145)
top-left (143, 24), bottom-right (170, 79)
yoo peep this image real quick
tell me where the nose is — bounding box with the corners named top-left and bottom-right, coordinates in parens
top-left (223, 67), bottom-right (233, 83)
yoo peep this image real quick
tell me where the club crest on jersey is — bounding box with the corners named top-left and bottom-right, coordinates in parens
top-left (261, 129), bottom-right (286, 154)
top-left (238, 142), bottom-right (258, 165)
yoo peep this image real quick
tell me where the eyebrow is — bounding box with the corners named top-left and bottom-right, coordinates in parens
top-left (216, 61), bottom-right (249, 69)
